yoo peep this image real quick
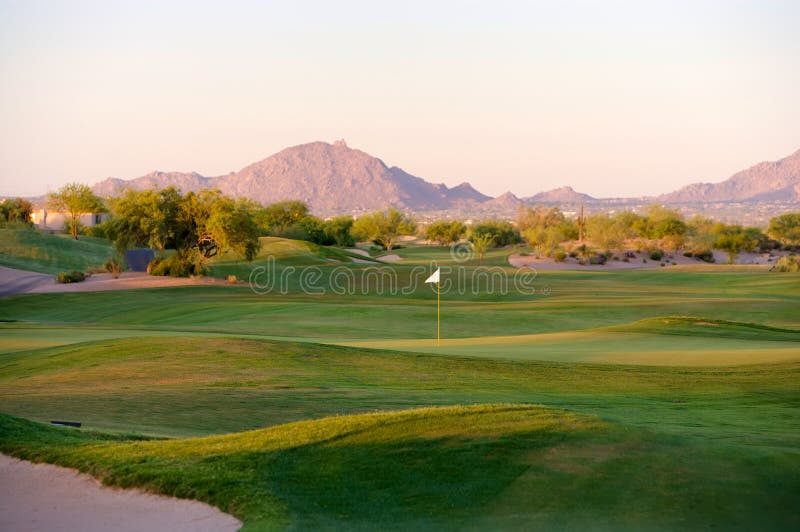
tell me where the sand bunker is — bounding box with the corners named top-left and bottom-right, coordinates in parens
top-left (0, 454), bottom-right (241, 532)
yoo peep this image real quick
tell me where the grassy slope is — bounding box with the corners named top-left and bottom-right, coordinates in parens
top-left (2, 402), bottom-right (798, 531)
top-left (0, 228), bottom-right (113, 274)
top-left (209, 236), bottom-right (381, 279)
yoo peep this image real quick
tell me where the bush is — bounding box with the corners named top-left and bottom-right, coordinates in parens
top-left (683, 251), bottom-right (693, 257)
top-left (771, 255), bottom-right (800, 272)
top-left (148, 251), bottom-right (206, 277)
top-left (692, 249), bottom-right (715, 263)
top-left (226, 274), bottom-right (238, 283)
top-left (56, 271), bottom-right (86, 283)
top-left (553, 250), bottom-right (567, 263)
top-left (649, 249), bottom-right (664, 261)
top-left (568, 251), bottom-right (578, 258)
top-left (589, 254), bottom-right (607, 265)
top-left (104, 258), bottom-right (123, 278)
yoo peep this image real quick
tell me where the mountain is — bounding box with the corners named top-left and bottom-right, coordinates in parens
top-left (81, 141), bottom-right (800, 216)
top-left (481, 191), bottom-right (525, 210)
top-left (93, 171), bottom-right (210, 197)
top-left (91, 140), bottom-right (489, 215)
top-left (659, 148), bottom-right (800, 203)
top-left (525, 186), bottom-right (595, 204)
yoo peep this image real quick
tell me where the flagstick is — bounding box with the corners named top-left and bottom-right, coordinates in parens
top-left (437, 281), bottom-right (440, 347)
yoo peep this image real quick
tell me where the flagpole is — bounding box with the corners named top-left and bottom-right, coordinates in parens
top-left (437, 281), bottom-right (440, 347)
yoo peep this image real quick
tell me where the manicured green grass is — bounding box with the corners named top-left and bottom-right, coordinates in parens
top-left (2, 401), bottom-right (798, 531)
top-left (1, 246), bottom-right (798, 529)
top-left (0, 228), bottom-right (114, 274)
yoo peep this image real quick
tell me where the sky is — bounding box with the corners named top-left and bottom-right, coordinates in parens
top-left (0, 0), bottom-right (798, 198)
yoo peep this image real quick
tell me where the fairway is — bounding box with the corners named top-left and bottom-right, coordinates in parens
top-left (1, 244), bottom-right (799, 530)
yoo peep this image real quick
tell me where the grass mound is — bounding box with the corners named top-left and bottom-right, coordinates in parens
top-left (608, 316), bottom-right (800, 341)
top-left (0, 228), bottom-right (113, 274)
top-left (209, 236), bottom-right (377, 279)
top-left (0, 405), bottom-right (619, 530)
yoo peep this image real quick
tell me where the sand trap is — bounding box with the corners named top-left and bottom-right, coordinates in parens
top-left (377, 254), bottom-right (402, 263)
top-left (345, 248), bottom-right (371, 257)
top-left (0, 454), bottom-right (241, 532)
top-left (508, 250), bottom-right (782, 271)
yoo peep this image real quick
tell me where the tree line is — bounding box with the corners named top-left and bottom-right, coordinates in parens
top-left (4, 182), bottom-right (799, 274)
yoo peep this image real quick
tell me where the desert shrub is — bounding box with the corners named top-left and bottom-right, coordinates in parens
top-left (589, 254), bottom-right (607, 265)
top-left (103, 258), bottom-right (123, 278)
top-left (649, 249), bottom-right (664, 261)
top-left (771, 255), bottom-right (800, 272)
top-left (692, 249), bottom-right (715, 263)
top-left (226, 274), bottom-right (238, 283)
top-left (660, 262), bottom-right (665, 267)
top-left (148, 251), bottom-right (206, 277)
top-left (622, 257), bottom-right (629, 262)
top-left (56, 271), bottom-right (86, 283)
top-left (554, 250), bottom-right (567, 262)
top-left (683, 251), bottom-right (693, 257)
top-left (568, 251), bottom-right (578, 258)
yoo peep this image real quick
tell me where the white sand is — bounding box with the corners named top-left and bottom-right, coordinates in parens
top-left (0, 454), bottom-right (241, 532)
top-left (508, 250), bottom-right (781, 271)
top-left (345, 248), bottom-right (371, 257)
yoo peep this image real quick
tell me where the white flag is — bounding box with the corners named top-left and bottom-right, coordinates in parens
top-left (425, 268), bottom-right (440, 284)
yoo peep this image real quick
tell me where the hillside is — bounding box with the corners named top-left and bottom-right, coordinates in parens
top-left (0, 229), bottom-right (112, 274)
top-left (659, 148), bottom-right (800, 203)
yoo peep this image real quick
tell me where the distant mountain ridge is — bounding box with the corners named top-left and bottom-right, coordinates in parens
top-left (658, 148), bottom-right (800, 203)
top-left (85, 141), bottom-right (800, 216)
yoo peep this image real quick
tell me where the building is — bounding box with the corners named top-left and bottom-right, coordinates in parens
top-left (30, 208), bottom-right (109, 232)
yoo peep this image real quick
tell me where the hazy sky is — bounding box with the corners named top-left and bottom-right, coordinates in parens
top-left (1, 0), bottom-right (798, 198)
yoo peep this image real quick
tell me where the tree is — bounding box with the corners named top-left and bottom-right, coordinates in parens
top-left (586, 214), bottom-right (629, 251)
top-left (110, 187), bottom-right (260, 274)
top-left (714, 224), bottom-right (760, 264)
top-left (352, 208), bottom-right (416, 251)
top-left (47, 183), bottom-right (104, 239)
top-left (0, 198), bottom-right (33, 226)
top-left (324, 216), bottom-right (355, 247)
top-left (426, 220), bottom-right (466, 245)
top-left (260, 201), bottom-right (309, 235)
top-left (470, 233), bottom-right (494, 265)
top-left (686, 215), bottom-right (717, 254)
top-left (768, 212), bottom-right (800, 246)
top-left (469, 220), bottom-right (521, 247)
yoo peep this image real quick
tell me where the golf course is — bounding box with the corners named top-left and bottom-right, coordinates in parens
top-left (1, 236), bottom-right (799, 530)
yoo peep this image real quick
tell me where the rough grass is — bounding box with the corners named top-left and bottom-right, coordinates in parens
top-left (0, 228), bottom-right (113, 274)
